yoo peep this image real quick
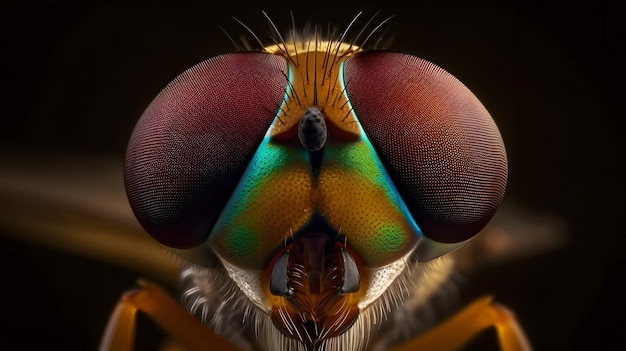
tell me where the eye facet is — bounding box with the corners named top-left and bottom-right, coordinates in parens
top-left (343, 51), bottom-right (507, 244)
top-left (124, 53), bottom-right (288, 249)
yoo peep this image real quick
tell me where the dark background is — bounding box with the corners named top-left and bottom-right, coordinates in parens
top-left (1, 1), bottom-right (620, 350)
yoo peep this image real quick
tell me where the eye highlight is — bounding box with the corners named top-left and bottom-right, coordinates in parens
top-left (124, 53), bottom-right (288, 249)
top-left (343, 51), bottom-right (507, 243)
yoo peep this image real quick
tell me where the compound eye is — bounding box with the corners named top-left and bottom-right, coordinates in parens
top-left (344, 51), bottom-right (507, 244)
top-left (125, 53), bottom-right (287, 248)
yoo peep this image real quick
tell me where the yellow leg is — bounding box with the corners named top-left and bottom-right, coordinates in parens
top-left (99, 279), bottom-right (242, 351)
top-left (388, 296), bottom-right (532, 351)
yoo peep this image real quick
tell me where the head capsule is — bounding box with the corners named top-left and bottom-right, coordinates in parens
top-left (124, 13), bottom-right (507, 345)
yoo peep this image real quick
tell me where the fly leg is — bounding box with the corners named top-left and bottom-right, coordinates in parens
top-left (99, 279), bottom-right (241, 351)
top-left (387, 295), bottom-right (532, 351)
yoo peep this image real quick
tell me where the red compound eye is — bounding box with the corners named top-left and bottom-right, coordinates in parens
top-left (343, 51), bottom-right (507, 243)
top-left (124, 53), bottom-right (287, 248)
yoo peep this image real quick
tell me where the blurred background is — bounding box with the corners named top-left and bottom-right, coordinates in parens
top-left (1, 1), bottom-right (619, 350)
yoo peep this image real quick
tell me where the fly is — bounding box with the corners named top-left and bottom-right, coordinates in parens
top-left (95, 11), bottom-right (532, 351)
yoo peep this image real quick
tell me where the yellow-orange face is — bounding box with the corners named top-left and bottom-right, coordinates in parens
top-left (124, 18), bottom-right (507, 346)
